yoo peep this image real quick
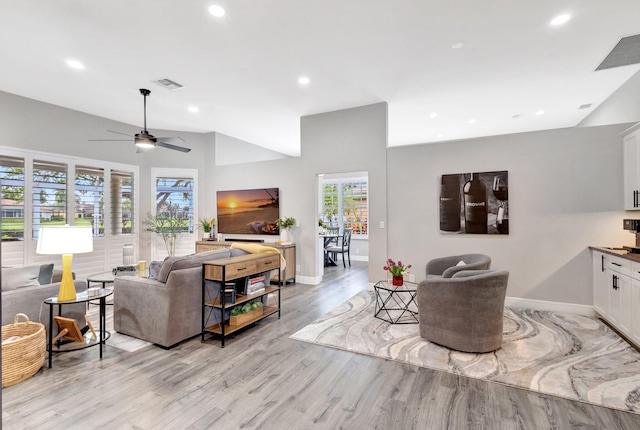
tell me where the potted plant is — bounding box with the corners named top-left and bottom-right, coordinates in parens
top-left (276, 216), bottom-right (296, 243)
top-left (142, 202), bottom-right (188, 256)
top-left (384, 259), bottom-right (412, 287)
top-left (229, 299), bottom-right (264, 326)
top-left (199, 217), bottom-right (215, 239)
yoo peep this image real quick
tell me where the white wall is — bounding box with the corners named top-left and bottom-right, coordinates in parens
top-left (215, 132), bottom-right (289, 165)
top-left (387, 124), bottom-right (635, 306)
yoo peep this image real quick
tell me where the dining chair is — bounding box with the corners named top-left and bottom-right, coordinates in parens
top-left (325, 228), bottom-right (352, 268)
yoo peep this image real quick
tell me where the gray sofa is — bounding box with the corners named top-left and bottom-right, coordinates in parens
top-left (417, 269), bottom-right (509, 353)
top-left (1, 264), bottom-right (87, 334)
top-left (113, 248), bottom-right (241, 348)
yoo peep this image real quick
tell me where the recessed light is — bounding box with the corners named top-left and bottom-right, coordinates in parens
top-left (468, 118), bottom-right (476, 124)
top-left (208, 5), bottom-right (225, 17)
top-left (451, 42), bottom-right (464, 49)
top-left (188, 106), bottom-right (199, 113)
top-left (535, 110), bottom-right (545, 115)
top-left (437, 134), bottom-right (444, 138)
top-left (550, 14), bottom-right (570, 26)
top-left (66, 60), bottom-right (85, 70)
top-left (429, 112), bottom-right (437, 119)
top-left (298, 76), bottom-right (310, 85)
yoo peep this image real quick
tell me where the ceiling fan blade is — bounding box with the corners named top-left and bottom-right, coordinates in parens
top-left (156, 136), bottom-right (185, 144)
top-left (156, 141), bottom-right (191, 153)
top-left (107, 130), bottom-right (134, 137)
top-left (89, 139), bottom-right (133, 142)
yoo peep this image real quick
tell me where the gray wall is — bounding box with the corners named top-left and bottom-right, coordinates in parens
top-left (387, 124), bottom-right (634, 305)
top-left (209, 103), bottom-right (388, 283)
top-left (0, 90), bottom-right (212, 262)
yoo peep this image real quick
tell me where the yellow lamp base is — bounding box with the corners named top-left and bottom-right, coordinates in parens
top-left (57, 253), bottom-right (77, 302)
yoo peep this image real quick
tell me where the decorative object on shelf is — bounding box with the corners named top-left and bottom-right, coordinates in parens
top-left (199, 217), bottom-right (216, 239)
top-left (277, 216), bottom-right (296, 243)
top-left (384, 258), bottom-right (412, 287)
top-left (229, 299), bottom-right (264, 325)
top-left (143, 203), bottom-right (188, 256)
top-left (36, 225), bottom-right (93, 301)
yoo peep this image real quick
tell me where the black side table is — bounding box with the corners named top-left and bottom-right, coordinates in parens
top-left (374, 280), bottom-right (419, 324)
top-left (43, 288), bottom-right (113, 368)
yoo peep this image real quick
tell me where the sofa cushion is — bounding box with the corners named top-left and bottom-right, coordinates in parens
top-left (38, 263), bottom-right (54, 285)
top-left (157, 249), bottom-right (231, 283)
top-left (1, 265), bottom-right (41, 291)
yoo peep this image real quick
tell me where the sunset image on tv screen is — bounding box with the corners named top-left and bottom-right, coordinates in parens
top-left (216, 188), bottom-right (280, 235)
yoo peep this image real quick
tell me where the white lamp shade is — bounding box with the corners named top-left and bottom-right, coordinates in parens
top-left (36, 225), bottom-right (94, 255)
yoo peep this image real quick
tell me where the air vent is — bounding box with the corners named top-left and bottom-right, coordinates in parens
top-left (596, 34), bottom-right (640, 71)
top-left (578, 103), bottom-right (593, 110)
top-left (152, 78), bottom-right (184, 91)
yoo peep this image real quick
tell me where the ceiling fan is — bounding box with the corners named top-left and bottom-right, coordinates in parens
top-left (90, 88), bottom-right (191, 153)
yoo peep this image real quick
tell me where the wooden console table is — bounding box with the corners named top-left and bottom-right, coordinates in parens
top-left (201, 253), bottom-right (281, 347)
top-left (196, 240), bottom-right (296, 285)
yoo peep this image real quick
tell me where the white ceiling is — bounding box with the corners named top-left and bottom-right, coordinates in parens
top-left (1, 1), bottom-right (640, 157)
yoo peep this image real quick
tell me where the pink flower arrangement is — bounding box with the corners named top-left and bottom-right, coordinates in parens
top-left (384, 259), bottom-right (412, 277)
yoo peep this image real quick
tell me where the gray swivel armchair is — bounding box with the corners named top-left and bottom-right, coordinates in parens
top-left (417, 269), bottom-right (509, 353)
top-left (426, 253), bottom-right (491, 279)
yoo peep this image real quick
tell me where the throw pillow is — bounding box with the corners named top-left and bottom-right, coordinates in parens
top-left (148, 261), bottom-right (163, 280)
top-left (1, 265), bottom-right (41, 291)
top-left (456, 260), bottom-right (466, 266)
top-left (38, 263), bottom-right (55, 285)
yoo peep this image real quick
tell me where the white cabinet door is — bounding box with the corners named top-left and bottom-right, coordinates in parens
top-left (623, 126), bottom-right (640, 210)
top-left (593, 251), bottom-right (609, 316)
top-left (608, 272), bottom-right (621, 325)
top-left (631, 279), bottom-right (640, 345)
top-left (619, 274), bottom-right (632, 335)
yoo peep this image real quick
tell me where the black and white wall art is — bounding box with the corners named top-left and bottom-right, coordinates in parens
top-left (440, 171), bottom-right (509, 235)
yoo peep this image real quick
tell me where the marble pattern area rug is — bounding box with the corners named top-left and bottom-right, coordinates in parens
top-left (290, 291), bottom-right (640, 414)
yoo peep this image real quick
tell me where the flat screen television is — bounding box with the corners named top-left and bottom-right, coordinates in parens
top-left (216, 188), bottom-right (280, 235)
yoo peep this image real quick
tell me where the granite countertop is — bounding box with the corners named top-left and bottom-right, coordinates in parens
top-left (589, 246), bottom-right (640, 262)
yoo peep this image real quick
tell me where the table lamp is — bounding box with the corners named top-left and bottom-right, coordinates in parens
top-left (36, 225), bottom-right (93, 301)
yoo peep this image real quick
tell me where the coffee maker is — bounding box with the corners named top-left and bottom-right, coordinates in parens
top-left (623, 219), bottom-right (640, 253)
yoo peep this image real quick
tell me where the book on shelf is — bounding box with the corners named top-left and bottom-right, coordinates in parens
top-left (247, 287), bottom-right (265, 296)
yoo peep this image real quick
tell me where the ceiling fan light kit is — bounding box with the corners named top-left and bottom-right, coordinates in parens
top-left (89, 88), bottom-right (191, 153)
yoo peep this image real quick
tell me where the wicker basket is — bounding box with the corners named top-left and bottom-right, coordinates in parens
top-left (2, 313), bottom-right (46, 388)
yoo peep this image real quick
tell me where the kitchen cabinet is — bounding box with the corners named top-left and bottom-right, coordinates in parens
top-left (592, 248), bottom-right (637, 345)
top-left (623, 123), bottom-right (640, 210)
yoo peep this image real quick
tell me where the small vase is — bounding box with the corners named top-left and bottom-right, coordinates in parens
top-left (280, 228), bottom-right (289, 243)
top-left (203, 231), bottom-right (210, 240)
top-left (392, 275), bottom-right (404, 287)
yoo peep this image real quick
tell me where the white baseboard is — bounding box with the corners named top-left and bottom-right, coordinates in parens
top-left (505, 296), bottom-right (596, 317)
top-left (350, 255), bottom-right (368, 262)
top-left (295, 275), bottom-right (322, 285)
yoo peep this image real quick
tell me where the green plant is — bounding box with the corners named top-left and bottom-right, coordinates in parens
top-left (384, 259), bottom-right (412, 277)
top-left (276, 217), bottom-right (296, 230)
top-left (199, 217), bottom-right (215, 233)
top-left (143, 202), bottom-right (188, 256)
top-left (230, 299), bottom-right (264, 315)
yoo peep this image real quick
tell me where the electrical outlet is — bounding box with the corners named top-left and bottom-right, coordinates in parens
top-left (408, 274), bottom-right (415, 282)
top-left (356, 248), bottom-right (360, 254)
top-left (379, 221), bottom-right (385, 228)
top-left (296, 265), bottom-right (300, 272)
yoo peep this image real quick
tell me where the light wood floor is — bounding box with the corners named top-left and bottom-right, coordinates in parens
top-left (4, 262), bottom-right (640, 429)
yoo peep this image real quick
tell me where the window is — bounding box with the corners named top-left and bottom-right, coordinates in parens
top-left (75, 166), bottom-right (104, 236)
top-left (321, 177), bottom-right (368, 237)
top-left (0, 156), bottom-right (25, 240)
top-left (155, 176), bottom-right (194, 234)
top-left (32, 160), bottom-right (67, 239)
top-left (111, 170), bottom-right (134, 235)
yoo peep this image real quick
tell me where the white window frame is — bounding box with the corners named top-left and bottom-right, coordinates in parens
top-left (150, 167), bottom-right (198, 260)
top-left (320, 172), bottom-right (369, 239)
